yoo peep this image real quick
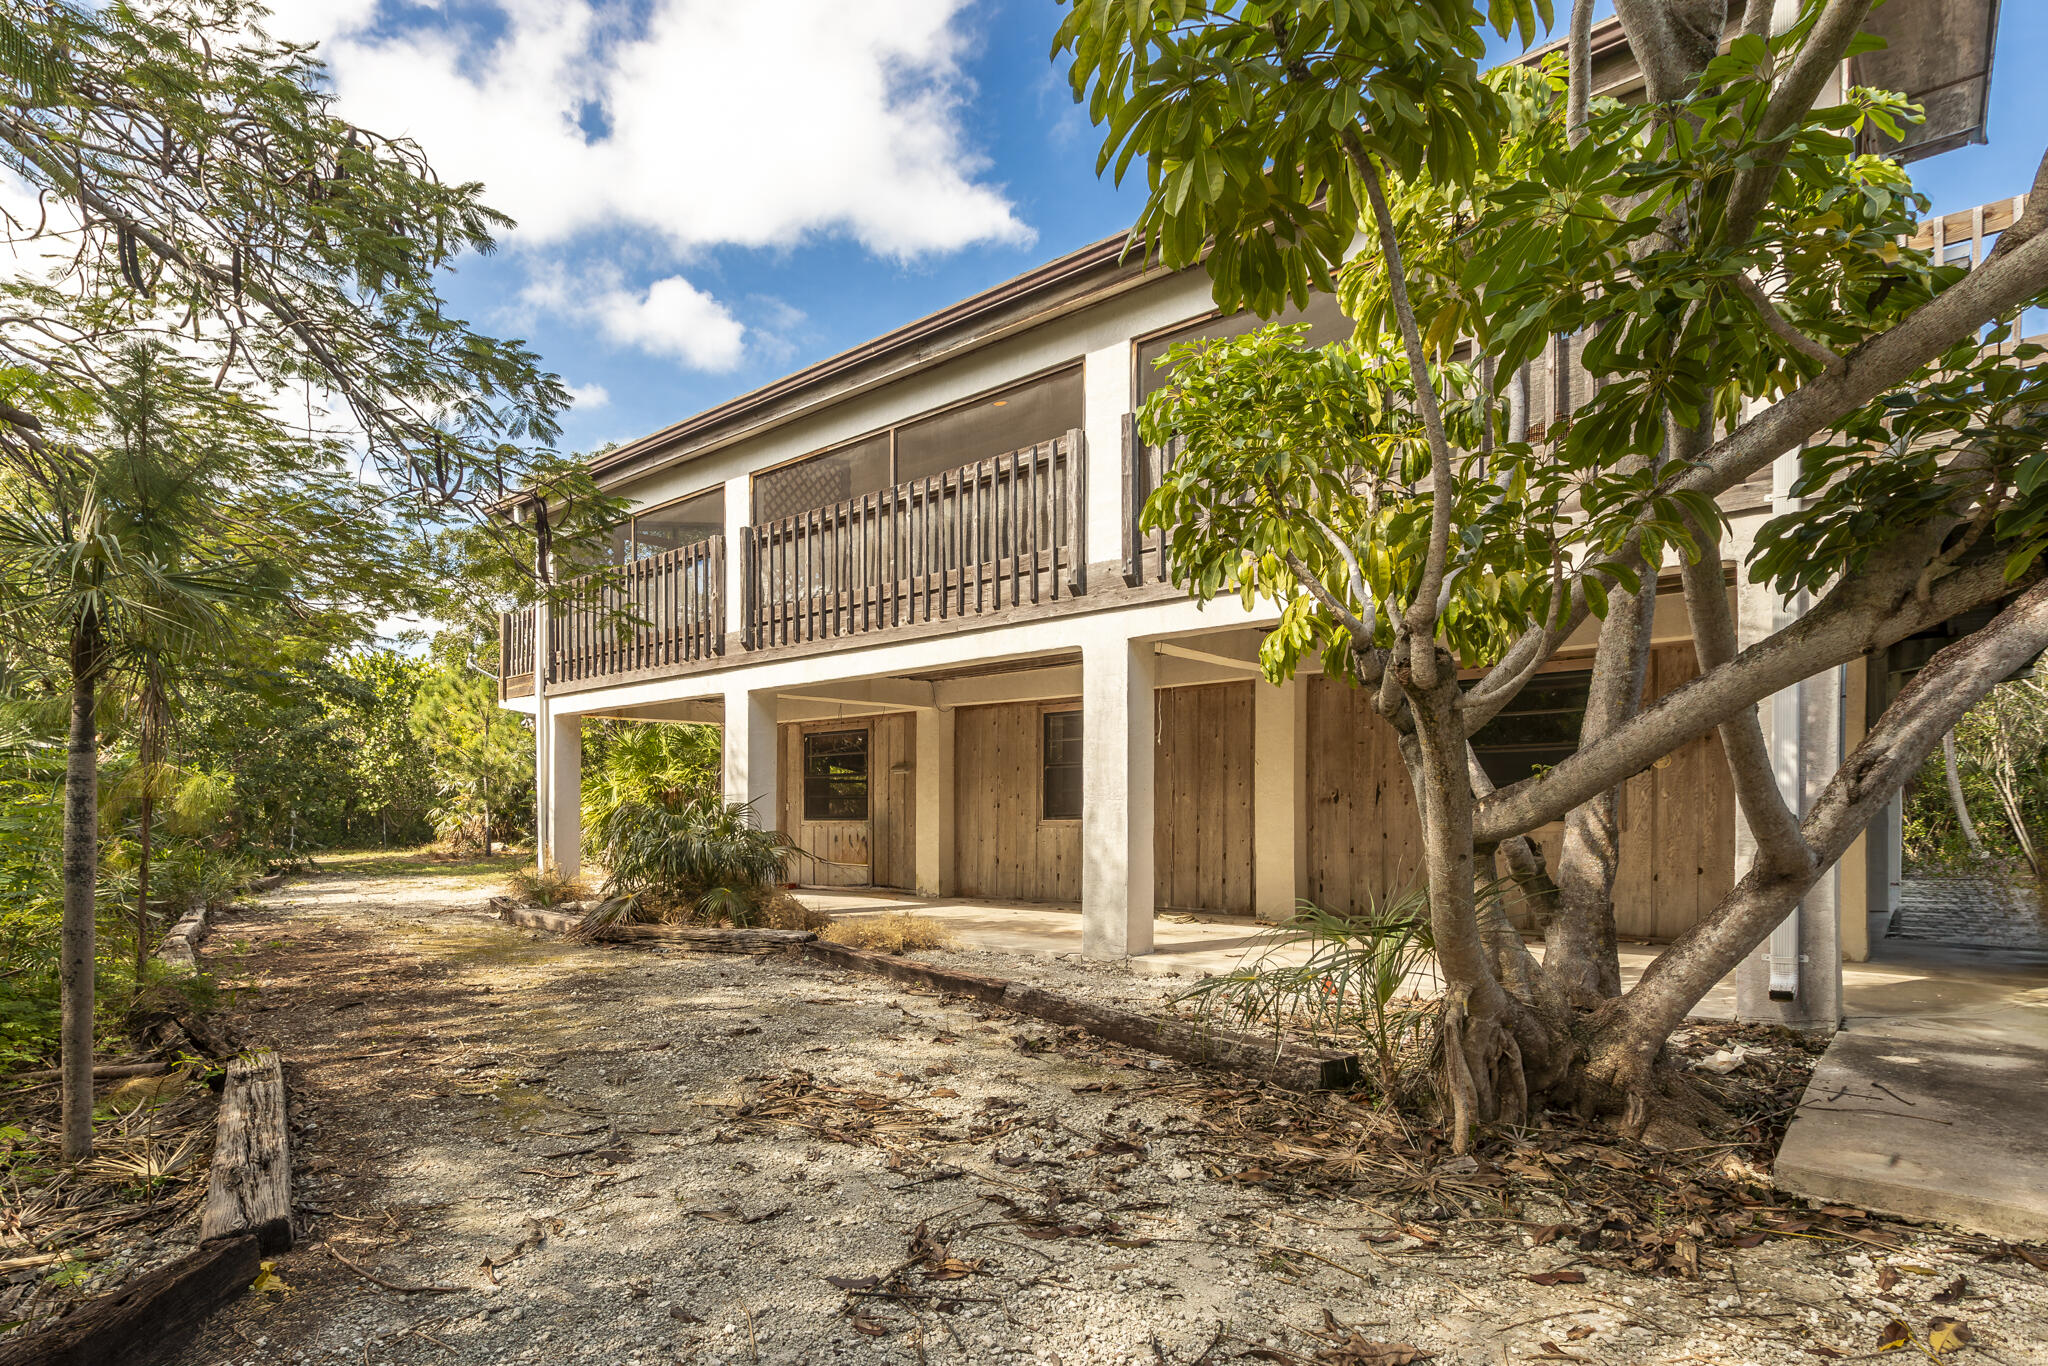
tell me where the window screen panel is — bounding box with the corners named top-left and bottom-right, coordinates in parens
top-left (1136, 292), bottom-right (1352, 406)
top-left (1042, 709), bottom-right (1083, 821)
top-left (1468, 669), bottom-right (1591, 789)
top-left (802, 729), bottom-right (870, 822)
top-left (633, 488), bottom-right (724, 558)
top-left (754, 434), bottom-right (890, 525)
top-left (895, 368), bottom-right (1084, 484)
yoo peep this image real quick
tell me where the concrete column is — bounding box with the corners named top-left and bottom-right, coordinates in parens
top-left (1252, 677), bottom-right (1307, 921)
top-left (1735, 664), bottom-right (1845, 1027)
top-left (914, 708), bottom-right (956, 896)
top-left (541, 709), bottom-right (582, 878)
top-left (722, 685), bottom-right (781, 834)
top-left (722, 474), bottom-right (751, 645)
top-left (1081, 635), bottom-right (1155, 958)
top-left (1082, 342), bottom-right (1130, 578)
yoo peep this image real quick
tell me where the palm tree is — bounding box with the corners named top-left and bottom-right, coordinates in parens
top-left (0, 344), bottom-right (402, 1159)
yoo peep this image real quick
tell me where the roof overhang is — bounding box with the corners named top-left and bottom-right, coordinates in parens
top-left (1851, 0), bottom-right (2002, 162)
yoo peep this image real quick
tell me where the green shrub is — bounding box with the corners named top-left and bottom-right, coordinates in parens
top-left (1177, 887), bottom-right (1442, 1100)
top-left (588, 795), bottom-right (789, 925)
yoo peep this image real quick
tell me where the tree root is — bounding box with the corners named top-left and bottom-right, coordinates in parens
top-left (1440, 1000), bottom-right (1531, 1152)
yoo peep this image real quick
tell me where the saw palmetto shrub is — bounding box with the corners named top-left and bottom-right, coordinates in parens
top-left (588, 795), bottom-right (790, 926)
top-left (1177, 887), bottom-right (1443, 1102)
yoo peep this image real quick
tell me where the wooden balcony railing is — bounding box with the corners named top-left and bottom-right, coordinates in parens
top-left (1121, 415), bottom-right (1182, 587)
top-left (742, 431), bottom-right (1085, 648)
top-left (498, 606), bottom-right (536, 697)
top-left (548, 536), bottom-right (725, 684)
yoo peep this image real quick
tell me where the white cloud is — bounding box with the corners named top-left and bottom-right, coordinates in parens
top-left (591, 276), bottom-right (748, 371)
top-left (262, 0), bottom-right (1032, 369)
top-left (565, 381), bottom-right (611, 410)
top-left (523, 266), bottom-right (747, 371)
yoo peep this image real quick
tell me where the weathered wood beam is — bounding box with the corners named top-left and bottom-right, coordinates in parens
top-left (801, 941), bottom-right (1360, 1092)
top-left (198, 1051), bottom-right (292, 1253)
top-left (0, 1233), bottom-right (260, 1366)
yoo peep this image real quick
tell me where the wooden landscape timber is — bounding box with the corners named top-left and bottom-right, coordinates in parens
top-left (491, 899), bottom-right (816, 952)
top-left (801, 941), bottom-right (1360, 1092)
top-left (0, 1233), bottom-right (261, 1366)
top-left (197, 1051), bottom-right (292, 1253)
top-left (153, 898), bottom-right (209, 969)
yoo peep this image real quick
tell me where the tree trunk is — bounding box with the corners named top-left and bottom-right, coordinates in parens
top-left (1402, 646), bottom-right (1537, 1149)
top-left (1943, 729), bottom-right (1985, 857)
top-left (1574, 580), bottom-right (2048, 1118)
top-left (60, 610), bottom-right (104, 1164)
top-left (133, 791), bottom-right (153, 978)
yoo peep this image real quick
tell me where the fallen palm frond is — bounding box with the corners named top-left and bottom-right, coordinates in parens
top-left (714, 1070), bottom-right (955, 1153)
top-left (820, 911), bottom-right (958, 954)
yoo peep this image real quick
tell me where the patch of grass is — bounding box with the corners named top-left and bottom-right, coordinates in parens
top-left (506, 865), bottom-right (591, 907)
top-left (820, 911), bottom-right (959, 954)
top-left (315, 846), bottom-right (529, 881)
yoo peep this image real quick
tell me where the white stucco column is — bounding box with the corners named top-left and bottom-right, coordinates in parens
top-left (914, 707), bottom-right (956, 896)
top-left (1081, 634), bottom-right (1155, 957)
top-left (722, 474), bottom-right (751, 647)
top-left (542, 709), bottom-right (582, 878)
top-left (1082, 342), bottom-right (1130, 580)
top-left (722, 685), bottom-right (780, 835)
top-left (1252, 677), bottom-right (1307, 920)
top-left (1732, 462), bottom-right (1844, 1026)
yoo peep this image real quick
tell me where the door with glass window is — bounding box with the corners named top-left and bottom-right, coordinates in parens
top-left (778, 716), bottom-right (918, 889)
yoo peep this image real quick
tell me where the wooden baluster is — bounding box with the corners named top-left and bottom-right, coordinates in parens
top-left (937, 473), bottom-right (950, 618)
top-left (968, 463), bottom-right (982, 617)
top-left (1026, 442), bottom-right (1041, 604)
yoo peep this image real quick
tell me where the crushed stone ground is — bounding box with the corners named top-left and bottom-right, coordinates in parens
top-left (158, 865), bottom-right (2048, 1366)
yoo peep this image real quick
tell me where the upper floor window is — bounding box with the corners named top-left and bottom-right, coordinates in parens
top-left (602, 485), bottom-right (725, 566)
top-left (1134, 291), bottom-right (1353, 408)
top-left (752, 365), bottom-right (1083, 525)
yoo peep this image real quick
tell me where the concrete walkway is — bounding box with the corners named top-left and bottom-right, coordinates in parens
top-left (803, 888), bottom-right (2048, 1240)
top-left (1774, 942), bottom-right (2048, 1240)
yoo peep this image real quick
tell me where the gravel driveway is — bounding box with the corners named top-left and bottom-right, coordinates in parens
top-left (164, 862), bottom-right (2048, 1366)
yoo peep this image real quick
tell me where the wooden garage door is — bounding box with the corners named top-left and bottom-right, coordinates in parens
top-left (1305, 643), bottom-right (1735, 940)
top-left (1154, 682), bottom-right (1255, 914)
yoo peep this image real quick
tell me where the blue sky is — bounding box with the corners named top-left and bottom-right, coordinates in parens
top-left (272, 0), bottom-right (2045, 460)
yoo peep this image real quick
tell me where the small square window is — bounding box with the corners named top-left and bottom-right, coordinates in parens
top-left (1042, 710), bottom-right (1083, 821)
top-left (803, 729), bottom-right (869, 822)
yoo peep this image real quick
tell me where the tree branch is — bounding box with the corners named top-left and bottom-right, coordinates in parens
top-left (1721, 0), bottom-right (1879, 247)
top-left (1343, 132), bottom-right (1458, 688)
top-left (1607, 573), bottom-right (2048, 1051)
top-left (1567, 0), bottom-right (1598, 147)
top-left (1730, 270), bottom-right (1845, 371)
top-left (1474, 534), bottom-right (2018, 844)
top-left (1674, 213), bottom-right (2048, 504)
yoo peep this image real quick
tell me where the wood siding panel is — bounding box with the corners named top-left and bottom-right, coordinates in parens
top-left (1154, 682), bottom-right (1255, 914)
top-left (954, 702), bottom-right (1082, 903)
top-left (1304, 641), bottom-right (1737, 941)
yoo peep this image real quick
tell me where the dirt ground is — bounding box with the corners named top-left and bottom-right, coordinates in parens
top-left (150, 862), bottom-right (2048, 1366)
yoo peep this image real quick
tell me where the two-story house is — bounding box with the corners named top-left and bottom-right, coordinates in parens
top-left (496, 5), bottom-right (2005, 1026)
